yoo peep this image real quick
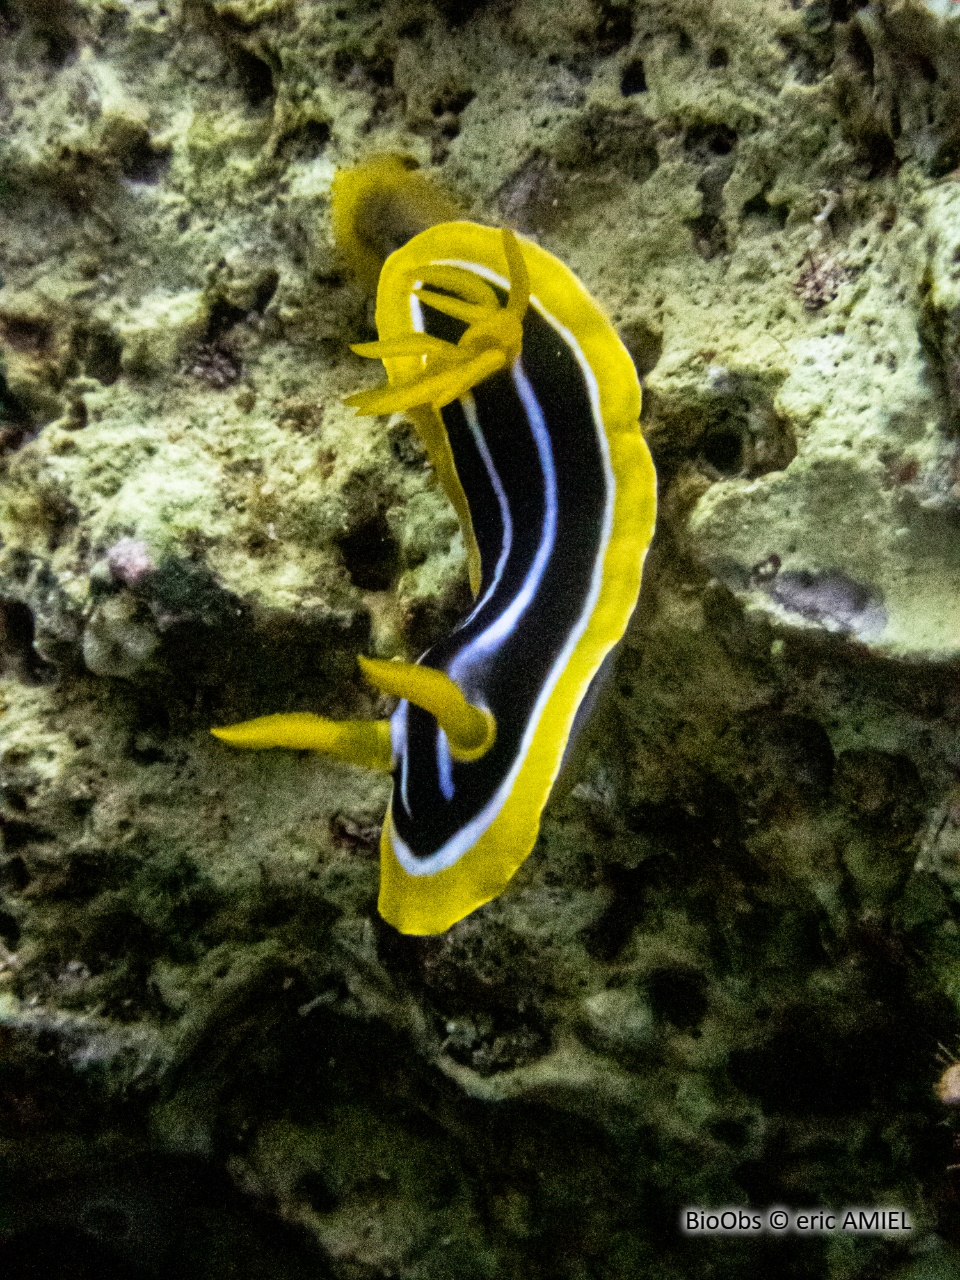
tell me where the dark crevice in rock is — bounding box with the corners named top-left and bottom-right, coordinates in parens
top-left (232, 44), bottom-right (275, 108)
top-left (669, 371), bottom-right (798, 480)
top-left (118, 134), bottom-right (171, 185)
top-left (286, 118), bottom-right (331, 158)
top-left (0, 906), bottom-right (21, 947)
top-left (0, 371), bottom-right (36, 453)
top-left (918, 272), bottom-right (960, 438)
top-left (336, 511), bottom-right (402, 593)
top-left (595, 1), bottom-right (633, 56)
top-left (646, 964), bottom-right (710, 1031)
top-left (0, 816), bottom-right (55, 852)
top-left (0, 599), bottom-right (50, 683)
top-left (741, 189), bottom-right (789, 230)
top-left (431, 0), bottom-right (491, 29)
top-left (621, 318), bottom-right (663, 382)
top-left (203, 298), bottom-right (249, 345)
top-left (0, 856), bottom-right (31, 892)
top-left (73, 323), bottom-right (123, 386)
top-left (619, 55), bottom-right (647, 95)
top-left (684, 125), bottom-right (738, 259)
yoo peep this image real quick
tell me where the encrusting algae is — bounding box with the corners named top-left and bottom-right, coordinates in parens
top-left (2, 1), bottom-right (960, 1276)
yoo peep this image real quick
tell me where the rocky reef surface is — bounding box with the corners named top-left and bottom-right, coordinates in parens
top-left (3, 0), bottom-right (960, 1276)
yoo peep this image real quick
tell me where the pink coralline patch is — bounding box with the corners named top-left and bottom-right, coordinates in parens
top-left (106, 538), bottom-right (156, 587)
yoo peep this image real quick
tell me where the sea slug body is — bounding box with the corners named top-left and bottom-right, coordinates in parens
top-left (213, 168), bottom-right (657, 935)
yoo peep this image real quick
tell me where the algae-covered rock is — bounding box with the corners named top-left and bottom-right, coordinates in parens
top-left (3, 0), bottom-right (960, 1277)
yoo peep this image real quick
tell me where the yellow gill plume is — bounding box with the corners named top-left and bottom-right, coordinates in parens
top-left (345, 227), bottom-right (530, 417)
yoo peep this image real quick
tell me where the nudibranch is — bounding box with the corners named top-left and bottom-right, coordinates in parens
top-left (213, 175), bottom-right (657, 935)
